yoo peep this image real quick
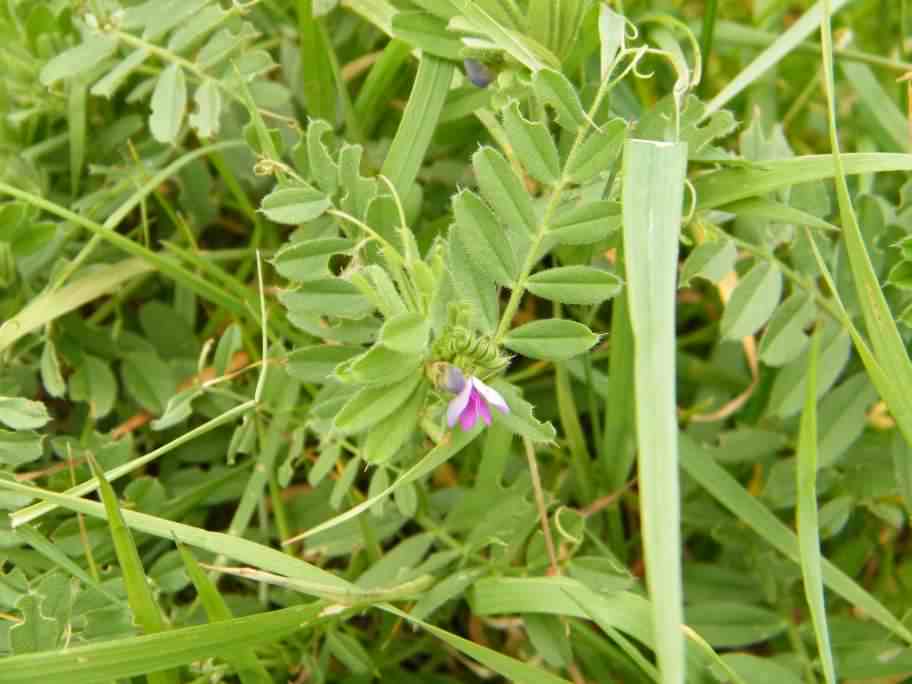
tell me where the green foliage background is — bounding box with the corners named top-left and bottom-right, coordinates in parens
top-left (3, 0), bottom-right (912, 682)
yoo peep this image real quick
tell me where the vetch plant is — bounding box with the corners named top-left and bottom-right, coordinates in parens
top-left (4, 1), bottom-right (912, 683)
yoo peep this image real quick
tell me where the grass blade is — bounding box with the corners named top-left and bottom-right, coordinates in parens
top-left (817, 0), bottom-right (912, 449)
top-left (0, 477), bottom-right (356, 595)
top-left (694, 153), bottom-right (912, 209)
top-left (795, 332), bottom-right (837, 684)
top-left (86, 453), bottom-right (178, 684)
top-left (298, 0), bottom-right (336, 122)
top-left (177, 544), bottom-right (272, 684)
top-left (622, 139), bottom-right (689, 684)
top-left (380, 55), bottom-right (455, 196)
top-left (0, 258), bottom-right (154, 353)
top-left (0, 603), bottom-right (323, 684)
top-left (703, 0), bottom-right (851, 118)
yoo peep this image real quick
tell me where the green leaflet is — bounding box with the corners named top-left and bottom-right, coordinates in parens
top-left (504, 319), bottom-right (599, 361)
top-left (502, 101), bottom-right (561, 184)
top-left (260, 185), bottom-right (332, 225)
top-left (526, 265), bottom-right (623, 305)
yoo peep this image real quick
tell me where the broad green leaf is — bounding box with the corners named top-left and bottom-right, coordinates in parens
top-left (532, 68), bottom-right (585, 131)
top-left (491, 380), bottom-right (556, 443)
top-left (566, 119), bottom-right (628, 183)
top-left (280, 278), bottom-right (373, 319)
top-left (337, 144), bottom-right (378, 220)
top-left (363, 382), bottom-right (427, 464)
top-left (526, 266), bottom-right (622, 304)
top-left (333, 375), bottom-right (423, 435)
top-left (767, 320), bottom-right (850, 418)
top-left (598, 4), bottom-right (625, 77)
top-left (817, 373), bottom-right (877, 468)
top-left (0, 397), bottom-right (50, 430)
top-left (502, 101), bottom-right (560, 185)
top-left (379, 312), bottom-right (430, 354)
top-left (69, 355), bottom-right (118, 418)
top-left (150, 388), bottom-right (201, 431)
top-left (679, 240), bottom-right (736, 286)
top-left (150, 64), bottom-right (187, 145)
top-left (121, 352), bottom-right (177, 414)
top-left (549, 200), bottom-right (621, 245)
top-left (272, 237), bottom-right (353, 281)
top-left (9, 595), bottom-right (58, 654)
top-left (722, 654), bottom-right (803, 684)
top-left (40, 341), bottom-right (66, 399)
top-left (758, 291), bottom-right (815, 367)
top-left (622, 139), bottom-right (688, 684)
top-left (213, 324), bottom-right (242, 378)
top-left (685, 602), bottom-right (787, 648)
top-left (453, 190), bottom-right (517, 286)
top-left (473, 146), bottom-right (537, 237)
top-left (260, 185), bottom-right (332, 224)
top-left (504, 319), bottom-right (598, 361)
top-left (40, 34), bottom-right (117, 85)
top-left (286, 345), bottom-right (362, 383)
top-left (720, 262), bottom-right (782, 340)
top-left (0, 430), bottom-right (44, 467)
top-left (307, 119), bottom-right (338, 195)
top-left (447, 227), bottom-right (499, 334)
top-left (335, 344), bottom-right (422, 386)
top-left (350, 265), bottom-right (407, 319)
top-left (189, 78), bottom-right (222, 139)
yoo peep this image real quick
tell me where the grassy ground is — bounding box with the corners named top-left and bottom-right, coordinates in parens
top-left (3, 0), bottom-right (912, 682)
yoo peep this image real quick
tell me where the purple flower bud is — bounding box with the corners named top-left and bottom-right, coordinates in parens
top-left (463, 59), bottom-right (494, 88)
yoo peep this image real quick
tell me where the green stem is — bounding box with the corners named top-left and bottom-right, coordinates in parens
top-left (493, 78), bottom-right (616, 345)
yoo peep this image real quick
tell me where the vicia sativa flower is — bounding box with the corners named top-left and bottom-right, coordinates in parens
top-left (443, 366), bottom-right (509, 431)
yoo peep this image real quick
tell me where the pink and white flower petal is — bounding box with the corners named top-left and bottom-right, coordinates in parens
top-left (459, 390), bottom-right (482, 430)
top-left (447, 380), bottom-right (474, 427)
top-left (471, 377), bottom-right (509, 414)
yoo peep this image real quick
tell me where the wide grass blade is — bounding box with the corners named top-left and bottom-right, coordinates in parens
top-left (795, 332), bottom-right (837, 684)
top-left (298, 0), bottom-right (336, 122)
top-left (694, 153), bottom-right (912, 209)
top-left (380, 55), bottom-right (455, 196)
top-left (0, 603), bottom-right (323, 684)
top-left (0, 477), bottom-right (356, 595)
top-left (622, 138), bottom-right (688, 684)
top-left (0, 258), bottom-right (153, 353)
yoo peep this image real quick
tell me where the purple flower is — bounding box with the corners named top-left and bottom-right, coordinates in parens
top-left (444, 367), bottom-right (509, 431)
